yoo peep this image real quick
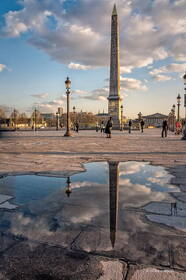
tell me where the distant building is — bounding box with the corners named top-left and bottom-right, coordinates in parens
top-left (40, 113), bottom-right (55, 120)
top-left (143, 113), bottom-right (168, 127)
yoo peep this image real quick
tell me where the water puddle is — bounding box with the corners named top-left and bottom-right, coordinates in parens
top-left (0, 161), bottom-right (185, 267)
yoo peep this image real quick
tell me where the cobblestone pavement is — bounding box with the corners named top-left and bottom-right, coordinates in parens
top-left (0, 128), bottom-right (186, 279)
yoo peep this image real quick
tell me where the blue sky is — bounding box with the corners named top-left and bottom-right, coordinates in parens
top-left (0, 0), bottom-right (185, 118)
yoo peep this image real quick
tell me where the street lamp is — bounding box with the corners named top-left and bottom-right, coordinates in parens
top-left (181, 72), bottom-right (186, 140)
top-left (64, 77), bottom-right (72, 137)
top-left (172, 104), bottom-right (176, 132)
top-left (120, 105), bottom-right (123, 131)
top-left (34, 108), bottom-right (37, 131)
top-left (65, 177), bottom-right (72, 197)
top-left (73, 106), bottom-right (76, 130)
top-left (177, 94), bottom-right (181, 122)
top-left (13, 109), bottom-right (16, 130)
top-left (56, 112), bottom-right (59, 131)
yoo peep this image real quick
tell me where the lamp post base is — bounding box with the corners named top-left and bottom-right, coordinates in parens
top-left (64, 131), bottom-right (73, 137)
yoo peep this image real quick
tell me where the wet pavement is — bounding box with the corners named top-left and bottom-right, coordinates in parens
top-left (0, 161), bottom-right (186, 279)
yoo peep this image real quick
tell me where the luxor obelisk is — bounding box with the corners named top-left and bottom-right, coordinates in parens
top-left (108, 4), bottom-right (122, 129)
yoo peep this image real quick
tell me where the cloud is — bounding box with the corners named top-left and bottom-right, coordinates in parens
top-left (30, 93), bottom-right (49, 99)
top-left (120, 161), bottom-right (148, 175)
top-left (152, 74), bottom-right (172, 82)
top-left (0, 0), bottom-right (185, 73)
top-left (68, 62), bottom-right (92, 70)
top-left (81, 87), bottom-right (109, 101)
top-left (73, 89), bottom-right (88, 95)
top-left (0, 64), bottom-right (7, 72)
top-left (33, 97), bottom-right (65, 112)
top-left (150, 63), bottom-right (186, 76)
top-left (120, 77), bottom-right (148, 91)
top-left (72, 76), bottom-right (148, 102)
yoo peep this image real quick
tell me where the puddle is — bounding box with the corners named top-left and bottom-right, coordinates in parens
top-left (0, 161), bottom-right (185, 267)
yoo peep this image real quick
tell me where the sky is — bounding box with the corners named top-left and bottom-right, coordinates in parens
top-left (0, 0), bottom-right (186, 118)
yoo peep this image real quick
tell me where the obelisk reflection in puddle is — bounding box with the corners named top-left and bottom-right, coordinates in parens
top-left (108, 161), bottom-right (119, 248)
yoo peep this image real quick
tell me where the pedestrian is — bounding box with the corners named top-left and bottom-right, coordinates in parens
top-left (100, 121), bottom-right (105, 133)
top-left (171, 202), bottom-right (177, 216)
top-left (175, 121), bottom-right (182, 135)
top-left (128, 119), bottom-right (132, 134)
top-left (105, 117), bottom-right (113, 138)
top-left (161, 119), bottom-right (168, 138)
top-left (140, 119), bottom-right (145, 133)
top-left (75, 122), bottom-right (79, 133)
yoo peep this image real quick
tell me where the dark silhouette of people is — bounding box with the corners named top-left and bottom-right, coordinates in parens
top-left (105, 117), bottom-right (113, 138)
top-left (128, 119), bottom-right (132, 134)
top-left (140, 119), bottom-right (145, 133)
top-left (75, 122), bottom-right (79, 133)
top-left (171, 202), bottom-right (177, 216)
top-left (162, 119), bottom-right (168, 138)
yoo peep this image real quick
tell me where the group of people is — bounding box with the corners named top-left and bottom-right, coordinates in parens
top-left (98, 118), bottom-right (145, 138)
top-left (100, 117), bottom-right (183, 139)
top-left (73, 118), bottom-right (183, 138)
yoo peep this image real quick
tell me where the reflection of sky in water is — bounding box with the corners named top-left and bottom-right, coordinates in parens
top-left (0, 161), bottom-right (182, 259)
top-left (0, 161), bottom-right (177, 206)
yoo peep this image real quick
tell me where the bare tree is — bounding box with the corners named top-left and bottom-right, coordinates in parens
top-left (10, 109), bottom-right (20, 129)
top-left (19, 112), bottom-right (28, 125)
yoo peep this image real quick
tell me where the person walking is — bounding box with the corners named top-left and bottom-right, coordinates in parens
top-left (75, 122), bottom-right (79, 133)
top-left (128, 119), bottom-right (132, 134)
top-left (140, 119), bottom-right (145, 133)
top-left (100, 121), bottom-right (105, 133)
top-left (105, 117), bottom-right (113, 138)
top-left (162, 119), bottom-right (168, 138)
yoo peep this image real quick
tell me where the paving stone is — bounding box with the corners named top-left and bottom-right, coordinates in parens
top-left (127, 266), bottom-right (186, 280)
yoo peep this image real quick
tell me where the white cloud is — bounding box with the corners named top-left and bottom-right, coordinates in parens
top-left (79, 87), bottom-right (109, 101)
top-left (149, 62), bottom-right (186, 81)
top-left (68, 62), bottom-right (92, 70)
top-left (120, 162), bottom-right (148, 175)
top-left (153, 74), bottom-right (172, 82)
top-left (73, 89), bottom-right (88, 95)
top-left (33, 97), bottom-right (65, 112)
top-left (120, 77), bottom-right (148, 91)
top-left (150, 63), bottom-right (186, 76)
top-left (0, 64), bottom-right (6, 72)
top-left (30, 93), bottom-right (49, 99)
top-left (0, 0), bottom-right (185, 74)
top-left (120, 66), bottom-right (133, 74)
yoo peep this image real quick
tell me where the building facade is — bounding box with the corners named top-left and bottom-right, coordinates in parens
top-left (143, 113), bottom-right (168, 127)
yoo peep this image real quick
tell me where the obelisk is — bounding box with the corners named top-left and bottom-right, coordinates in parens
top-left (108, 4), bottom-right (122, 129)
top-left (109, 161), bottom-right (119, 248)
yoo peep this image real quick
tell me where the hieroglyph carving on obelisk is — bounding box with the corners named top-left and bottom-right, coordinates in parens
top-left (108, 4), bottom-right (122, 129)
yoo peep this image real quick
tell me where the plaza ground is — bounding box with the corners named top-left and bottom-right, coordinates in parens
top-left (0, 128), bottom-right (186, 280)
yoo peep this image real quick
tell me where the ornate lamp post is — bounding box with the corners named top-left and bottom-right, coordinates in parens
top-left (181, 72), bottom-right (186, 140)
top-left (120, 105), bottom-right (123, 131)
top-left (64, 77), bottom-right (72, 137)
top-left (65, 177), bottom-right (72, 197)
top-left (172, 104), bottom-right (176, 132)
top-left (13, 109), bottom-right (17, 130)
top-left (73, 106), bottom-right (76, 130)
top-left (177, 94), bottom-right (181, 122)
top-left (73, 106), bottom-right (76, 114)
top-left (34, 108), bottom-right (37, 131)
top-left (56, 112), bottom-right (59, 131)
